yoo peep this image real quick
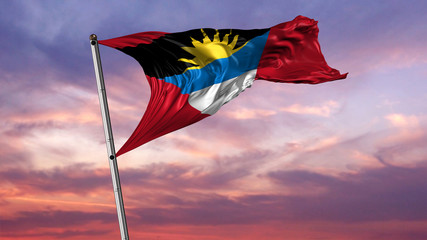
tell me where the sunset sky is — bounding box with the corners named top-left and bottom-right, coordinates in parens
top-left (1, 0), bottom-right (427, 239)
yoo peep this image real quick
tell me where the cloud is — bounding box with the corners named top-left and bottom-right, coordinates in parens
top-left (119, 147), bottom-right (276, 193)
top-left (1, 79), bottom-right (103, 140)
top-left (385, 113), bottom-right (420, 128)
top-left (266, 162), bottom-right (427, 222)
top-left (5, 160), bottom-right (427, 228)
top-left (13, 162), bottom-right (421, 228)
top-left (279, 112), bottom-right (427, 172)
top-left (0, 138), bottom-right (33, 168)
top-left (2, 229), bottom-right (111, 239)
top-left (223, 108), bottom-right (277, 120)
top-left (305, 136), bottom-right (340, 152)
top-left (280, 100), bottom-right (340, 117)
top-left (1, 164), bottom-right (111, 197)
top-left (1, 148), bottom-right (271, 200)
top-left (174, 112), bottom-right (277, 151)
top-left (0, 209), bottom-right (116, 237)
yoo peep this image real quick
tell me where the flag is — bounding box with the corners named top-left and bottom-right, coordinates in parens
top-left (99, 15), bottom-right (347, 156)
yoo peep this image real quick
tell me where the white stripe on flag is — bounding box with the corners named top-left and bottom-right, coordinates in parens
top-left (188, 69), bottom-right (257, 115)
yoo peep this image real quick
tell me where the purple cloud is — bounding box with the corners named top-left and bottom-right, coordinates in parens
top-left (0, 210), bottom-right (115, 238)
top-left (267, 163), bottom-right (427, 222)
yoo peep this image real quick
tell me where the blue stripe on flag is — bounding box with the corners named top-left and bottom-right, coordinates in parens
top-left (161, 31), bottom-right (269, 94)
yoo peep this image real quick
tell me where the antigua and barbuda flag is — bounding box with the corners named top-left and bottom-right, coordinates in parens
top-left (99, 16), bottom-right (347, 156)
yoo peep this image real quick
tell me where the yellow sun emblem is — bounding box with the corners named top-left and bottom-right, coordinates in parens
top-left (178, 29), bottom-right (247, 72)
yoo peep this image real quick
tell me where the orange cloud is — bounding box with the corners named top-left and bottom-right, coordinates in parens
top-left (224, 108), bottom-right (276, 120)
top-left (280, 101), bottom-right (339, 117)
top-left (385, 113), bottom-right (419, 128)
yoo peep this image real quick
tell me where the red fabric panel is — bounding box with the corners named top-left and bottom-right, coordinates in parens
top-left (99, 31), bottom-right (167, 49)
top-left (256, 16), bottom-right (347, 84)
top-left (116, 76), bottom-right (209, 156)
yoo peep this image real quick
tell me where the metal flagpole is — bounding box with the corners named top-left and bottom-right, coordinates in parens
top-left (90, 34), bottom-right (130, 240)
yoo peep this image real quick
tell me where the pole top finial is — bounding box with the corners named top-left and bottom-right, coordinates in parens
top-left (90, 34), bottom-right (97, 41)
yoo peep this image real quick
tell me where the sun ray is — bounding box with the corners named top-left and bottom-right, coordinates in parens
top-left (178, 29), bottom-right (248, 72)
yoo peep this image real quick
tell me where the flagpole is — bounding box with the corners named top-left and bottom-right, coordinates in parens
top-left (90, 34), bottom-right (130, 240)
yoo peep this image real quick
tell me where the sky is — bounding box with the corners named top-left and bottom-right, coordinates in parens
top-left (1, 0), bottom-right (427, 239)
